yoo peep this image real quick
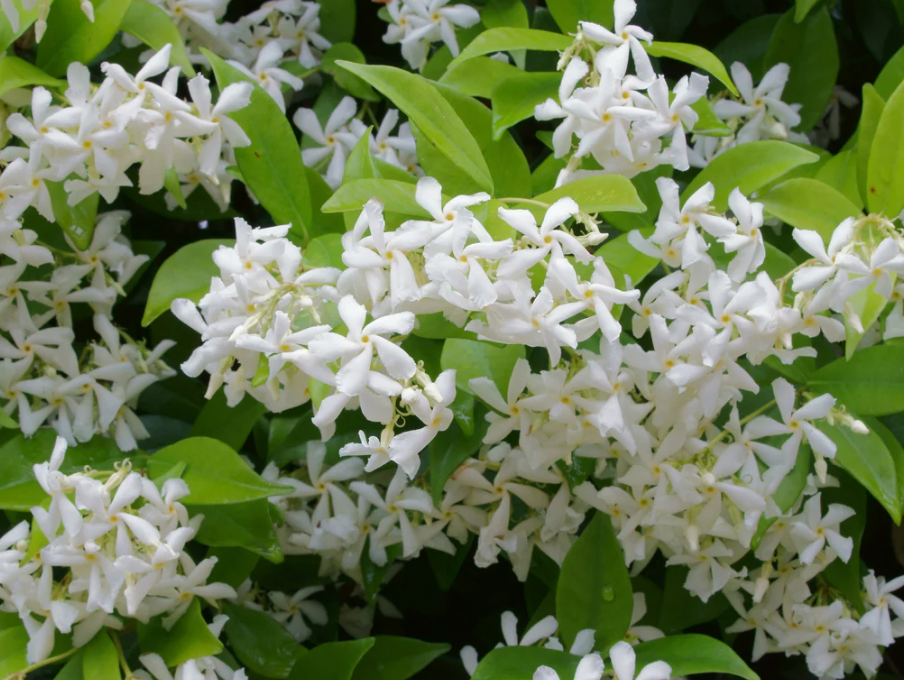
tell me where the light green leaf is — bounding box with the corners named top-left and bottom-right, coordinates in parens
top-left (142, 239), bottom-right (232, 326)
top-left (351, 636), bottom-right (450, 680)
top-left (439, 57), bottom-right (523, 100)
top-left (0, 0), bottom-right (48, 52)
top-left (288, 639), bottom-right (374, 680)
top-left (303, 233), bottom-right (345, 270)
top-left (336, 61), bottom-right (493, 194)
top-left (844, 279), bottom-right (891, 359)
top-left (876, 43), bottom-right (904, 100)
top-left (205, 50), bottom-right (313, 244)
top-left (690, 98), bottom-right (733, 137)
top-left (0, 56), bottom-right (64, 98)
top-left (556, 512), bottom-right (632, 650)
top-left (857, 84), bottom-right (885, 208)
top-left (808, 344), bottom-right (904, 417)
top-left (599, 228), bottom-right (658, 286)
top-left (441, 338), bottom-right (525, 397)
top-left (321, 43), bottom-right (379, 101)
top-left (82, 633), bottom-right (120, 680)
top-left (194, 500), bottom-right (283, 562)
top-left (481, 0), bottom-right (529, 68)
top-left (223, 603), bottom-right (303, 679)
top-left (343, 126), bottom-right (376, 183)
top-left (0, 624), bottom-right (28, 677)
top-left (757, 178), bottom-right (862, 240)
top-left (546, 0), bottom-right (613, 34)
top-left (322, 179), bottom-right (429, 216)
top-left (190, 390), bottom-right (267, 452)
top-left (429, 412), bottom-right (489, 505)
top-left (633, 635), bottom-right (759, 680)
top-left (646, 42), bottom-right (738, 96)
top-left (37, 0), bottom-right (133, 77)
top-left (815, 419), bottom-right (901, 524)
top-left (491, 72), bottom-right (560, 139)
top-left (867, 78), bottom-right (904, 218)
top-left (121, 0), bottom-right (195, 76)
top-left (138, 599), bottom-right (223, 667)
top-left (682, 140), bottom-right (819, 211)
top-left (763, 8), bottom-right (839, 131)
top-left (147, 437), bottom-right (292, 504)
top-left (46, 180), bottom-right (98, 251)
top-left (473, 647), bottom-right (578, 680)
top-left (532, 175), bottom-right (645, 214)
top-left (449, 28), bottom-right (572, 68)
top-left (305, 166), bottom-right (346, 235)
top-left (815, 149), bottom-right (862, 210)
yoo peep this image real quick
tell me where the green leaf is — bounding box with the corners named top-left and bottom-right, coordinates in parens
top-left (204, 50), bottom-right (312, 244)
top-left (351, 636), bottom-right (450, 680)
top-left (429, 413), bottom-right (489, 505)
top-left (757, 178), bottom-right (862, 240)
top-left (441, 338), bottom-right (525, 398)
top-left (633, 635), bottom-right (759, 680)
top-left (0, 0), bottom-right (47, 52)
top-left (223, 603), bottom-right (303, 679)
top-left (821, 470), bottom-right (867, 610)
top-left (317, 0), bottom-right (355, 43)
top-left (752, 445), bottom-right (812, 549)
top-left (815, 149), bottom-right (862, 210)
top-left (303, 233), bottom-right (345, 270)
top-left (37, 0), bottom-right (133, 77)
top-left (857, 84), bottom-right (885, 208)
top-left (556, 512), bottom-right (632, 650)
top-left (598, 228), bottom-right (658, 286)
top-left (682, 140), bottom-right (819, 211)
top-left (658, 567), bottom-right (729, 634)
top-left (473, 647), bottom-right (578, 680)
top-left (193, 500), bottom-right (284, 562)
top-left (690, 98), bottom-right (733, 137)
top-left (874, 417), bottom-right (904, 518)
top-left (120, 0), bottom-right (195, 76)
top-left (46, 181), bottom-right (98, 251)
top-left (713, 14), bottom-right (782, 83)
top-left (481, 0), bottom-right (529, 68)
top-left (867, 78), bottom-right (904, 218)
top-left (876, 44), bottom-right (904, 100)
top-left (449, 28), bottom-right (572, 68)
top-left (54, 652), bottom-right (85, 680)
top-left (532, 175), bottom-right (645, 214)
top-left (321, 43), bottom-right (379, 101)
top-left (142, 239), bottom-right (231, 326)
top-left (0, 624), bottom-right (28, 677)
top-left (808, 344), bottom-right (904, 417)
top-left (428, 535), bottom-right (474, 592)
top-left (336, 62), bottom-right (493, 194)
top-left (763, 8), bottom-right (839, 131)
top-left (207, 546), bottom-right (260, 589)
top-left (546, 0), bottom-right (613, 34)
top-left (844, 278), bottom-right (891, 359)
top-left (439, 57), bottom-right (523, 100)
top-left (322, 179), bottom-right (429, 216)
top-left (815, 419), bottom-right (901, 524)
top-left (82, 633), bottom-right (120, 680)
top-left (288, 639), bottom-right (374, 680)
top-left (344, 127), bottom-right (377, 183)
top-left (491, 72), bottom-right (560, 139)
top-left (138, 599), bottom-right (223, 667)
top-left (148, 437), bottom-right (292, 504)
top-left (795, 0), bottom-right (823, 22)
top-left (646, 42), bottom-right (738, 96)
top-left (190, 391), bottom-right (267, 452)
top-left (0, 56), bottom-right (65, 98)
top-left (305, 167), bottom-right (346, 235)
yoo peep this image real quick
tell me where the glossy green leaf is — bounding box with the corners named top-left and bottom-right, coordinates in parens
top-left (633, 635), bottom-right (759, 680)
top-left (288, 639), bottom-right (374, 680)
top-left (322, 178), bottom-right (429, 216)
top-left (321, 43), bottom-right (379, 101)
top-left (82, 633), bottom-right (120, 680)
top-left (0, 624), bottom-right (28, 677)
top-left (0, 0), bottom-right (47, 52)
top-left (193, 500), bottom-right (284, 562)
top-left (138, 599), bottom-right (223, 667)
top-left (815, 420), bottom-right (901, 524)
top-left (857, 84), bottom-right (885, 208)
top-left (190, 390), bottom-right (267, 452)
top-left (439, 57), bottom-right (523, 100)
top-left (867, 78), bottom-right (904, 218)
top-left (808, 344), bottom-right (904, 417)
top-left (757, 178), bottom-right (862, 240)
top-left (148, 437), bottom-right (292, 504)
top-left (532, 175), bottom-right (645, 214)
top-left (142, 239), bottom-right (233, 326)
top-left (205, 50), bottom-right (313, 243)
top-left (351, 636), bottom-right (450, 680)
top-left (491, 72), bottom-right (560, 139)
top-left (37, 0), bottom-right (133, 77)
top-left (763, 8), bottom-right (839, 131)
top-left (546, 0), bottom-right (613, 34)
top-left (429, 412), bottom-right (489, 504)
top-left (441, 338), bottom-right (525, 397)
top-left (449, 28), bottom-right (572, 68)
top-left (473, 647), bottom-right (578, 680)
top-left (223, 603), bottom-right (303, 679)
top-left (646, 42), bottom-right (738, 95)
top-left (682, 141), bottom-right (819, 211)
top-left (0, 56), bottom-right (64, 98)
top-left (46, 181), bottom-right (98, 251)
top-left (337, 62), bottom-right (493, 194)
top-left (121, 0), bottom-right (195, 76)
top-left (815, 149), bottom-right (862, 210)
top-left (556, 512), bottom-right (632, 650)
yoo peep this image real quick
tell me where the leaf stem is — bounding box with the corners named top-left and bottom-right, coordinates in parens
top-left (4, 646), bottom-right (80, 680)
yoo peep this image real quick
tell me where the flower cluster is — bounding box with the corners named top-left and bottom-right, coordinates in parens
top-left (1, 44), bottom-right (252, 214)
top-left (535, 0), bottom-right (710, 185)
top-left (0, 211), bottom-right (173, 450)
top-left (0, 437), bottom-right (237, 664)
top-left (688, 61), bottom-right (806, 168)
top-left (380, 0), bottom-right (481, 70)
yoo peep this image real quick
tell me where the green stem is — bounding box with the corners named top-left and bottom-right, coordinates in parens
top-left (5, 646), bottom-right (79, 680)
top-left (110, 631), bottom-right (135, 680)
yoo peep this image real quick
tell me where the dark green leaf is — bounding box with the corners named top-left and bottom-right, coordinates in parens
top-left (138, 599), bottom-right (223, 667)
top-left (37, 0), bottom-right (133, 77)
top-left (223, 603), bottom-right (303, 679)
top-left (633, 634), bottom-right (759, 679)
top-left (193, 500), bottom-right (284, 562)
top-left (351, 636), bottom-right (450, 680)
top-left (429, 414), bottom-right (489, 505)
top-left (190, 391), bottom-right (267, 452)
top-left (288, 639), bottom-right (374, 680)
top-left (46, 181), bottom-right (98, 251)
